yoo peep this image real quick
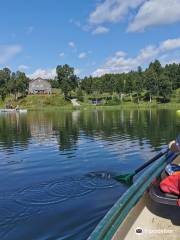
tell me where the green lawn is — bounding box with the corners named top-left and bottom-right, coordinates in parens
top-left (0, 91), bottom-right (179, 111)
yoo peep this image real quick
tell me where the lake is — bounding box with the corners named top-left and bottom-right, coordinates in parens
top-left (0, 109), bottom-right (179, 240)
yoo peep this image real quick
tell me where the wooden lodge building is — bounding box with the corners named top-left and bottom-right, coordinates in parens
top-left (29, 78), bottom-right (52, 94)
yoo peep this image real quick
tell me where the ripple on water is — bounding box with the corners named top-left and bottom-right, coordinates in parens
top-left (0, 199), bottom-right (42, 223)
top-left (16, 182), bottom-right (68, 206)
top-left (47, 178), bottom-right (93, 198)
top-left (80, 172), bottom-right (118, 189)
top-left (15, 173), bottom-right (118, 207)
top-left (0, 172), bottom-right (117, 239)
top-left (0, 200), bottom-right (41, 239)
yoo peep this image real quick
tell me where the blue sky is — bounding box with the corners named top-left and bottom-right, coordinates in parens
top-left (0, 0), bottom-right (180, 78)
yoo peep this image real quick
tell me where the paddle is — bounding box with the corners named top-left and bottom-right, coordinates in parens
top-left (113, 149), bottom-right (169, 184)
top-left (114, 134), bottom-right (180, 184)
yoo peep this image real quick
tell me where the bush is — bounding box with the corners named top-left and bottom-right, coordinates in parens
top-left (105, 96), bottom-right (121, 105)
top-left (76, 89), bottom-right (84, 102)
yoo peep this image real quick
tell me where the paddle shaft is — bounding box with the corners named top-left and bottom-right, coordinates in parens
top-left (114, 135), bottom-right (180, 183)
top-left (134, 149), bottom-right (169, 175)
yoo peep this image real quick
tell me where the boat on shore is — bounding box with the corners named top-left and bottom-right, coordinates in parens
top-left (0, 109), bottom-right (27, 113)
top-left (88, 153), bottom-right (180, 240)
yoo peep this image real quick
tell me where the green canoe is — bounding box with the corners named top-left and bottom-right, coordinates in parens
top-left (88, 153), bottom-right (180, 240)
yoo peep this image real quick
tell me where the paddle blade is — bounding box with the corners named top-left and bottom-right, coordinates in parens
top-left (113, 173), bottom-right (134, 184)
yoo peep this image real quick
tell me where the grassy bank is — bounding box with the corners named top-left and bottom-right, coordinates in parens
top-left (79, 102), bottom-right (180, 110)
top-left (0, 95), bottom-right (73, 111)
top-left (0, 94), bottom-right (180, 111)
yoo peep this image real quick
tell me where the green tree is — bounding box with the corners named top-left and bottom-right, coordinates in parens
top-left (80, 76), bottom-right (93, 94)
top-left (76, 88), bottom-right (84, 102)
top-left (149, 60), bottom-right (162, 76)
top-left (15, 71), bottom-right (29, 95)
top-left (144, 68), bottom-right (157, 102)
top-left (6, 72), bottom-right (17, 96)
top-left (0, 68), bottom-right (11, 100)
top-left (135, 67), bottom-right (144, 103)
top-left (49, 77), bottom-right (60, 88)
top-left (158, 72), bottom-right (172, 102)
top-left (56, 64), bottom-right (78, 99)
top-left (124, 73), bottom-right (134, 101)
top-left (164, 63), bottom-right (180, 90)
top-left (148, 60), bottom-right (162, 97)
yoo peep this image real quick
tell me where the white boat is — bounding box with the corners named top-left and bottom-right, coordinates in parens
top-left (0, 109), bottom-right (27, 113)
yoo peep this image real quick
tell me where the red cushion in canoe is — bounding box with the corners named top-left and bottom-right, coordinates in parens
top-left (160, 174), bottom-right (180, 196)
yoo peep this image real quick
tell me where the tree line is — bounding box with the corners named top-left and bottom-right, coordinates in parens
top-left (0, 60), bottom-right (180, 103)
top-left (53, 60), bottom-right (180, 103)
top-left (80, 60), bottom-right (180, 103)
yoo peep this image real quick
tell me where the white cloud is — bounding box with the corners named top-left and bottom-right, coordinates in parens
top-left (28, 67), bottom-right (82, 79)
top-left (78, 52), bottom-right (87, 59)
top-left (92, 26), bottom-right (109, 34)
top-left (68, 41), bottom-right (76, 48)
top-left (89, 0), bottom-right (180, 33)
top-left (128, 0), bottom-right (180, 32)
top-left (26, 26), bottom-right (34, 35)
top-left (160, 38), bottom-right (180, 51)
top-left (28, 68), bottom-right (56, 79)
top-left (89, 0), bottom-right (145, 25)
top-left (18, 65), bottom-right (29, 71)
top-left (93, 37), bottom-right (180, 76)
top-left (136, 45), bottom-right (159, 62)
top-left (0, 45), bottom-right (22, 64)
top-left (70, 18), bottom-right (91, 32)
top-left (59, 52), bottom-right (65, 57)
top-left (115, 51), bottom-right (127, 57)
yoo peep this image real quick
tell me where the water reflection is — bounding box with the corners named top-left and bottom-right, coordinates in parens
top-left (0, 109), bottom-right (179, 152)
top-left (0, 113), bottom-right (31, 151)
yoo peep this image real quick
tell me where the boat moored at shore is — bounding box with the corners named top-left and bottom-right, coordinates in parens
top-left (0, 109), bottom-right (27, 113)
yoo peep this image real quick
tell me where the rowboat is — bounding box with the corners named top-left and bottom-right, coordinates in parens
top-left (0, 109), bottom-right (27, 113)
top-left (88, 153), bottom-right (180, 240)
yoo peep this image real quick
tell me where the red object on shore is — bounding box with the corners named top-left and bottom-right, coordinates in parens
top-left (160, 174), bottom-right (180, 197)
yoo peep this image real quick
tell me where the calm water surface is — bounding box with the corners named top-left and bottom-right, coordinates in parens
top-left (0, 109), bottom-right (179, 240)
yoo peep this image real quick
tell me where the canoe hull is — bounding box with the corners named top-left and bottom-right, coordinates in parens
top-left (113, 191), bottom-right (180, 240)
top-left (88, 154), bottom-right (180, 240)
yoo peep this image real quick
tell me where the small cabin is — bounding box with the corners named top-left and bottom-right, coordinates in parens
top-left (29, 78), bottom-right (52, 94)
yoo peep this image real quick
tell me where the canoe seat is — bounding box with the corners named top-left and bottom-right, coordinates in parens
top-left (149, 183), bottom-right (179, 206)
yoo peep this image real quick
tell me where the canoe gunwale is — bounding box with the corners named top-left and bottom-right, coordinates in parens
top-left (88, 152), bottom-right (178, 240)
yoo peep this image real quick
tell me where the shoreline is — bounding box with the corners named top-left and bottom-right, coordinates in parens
top-left (7, 103), bottom-right (180, 111)
top-left (1, 95), bottom-right (179, 111)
